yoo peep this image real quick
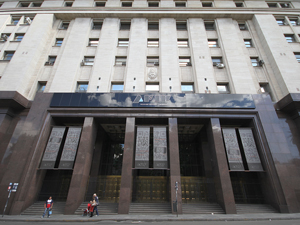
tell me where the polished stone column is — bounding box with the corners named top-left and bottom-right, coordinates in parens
top-left (207, 118), bottom-right (236, 214)
top-left (118, 117), bottom-right (135, 214)
top-left (64, 117), bottom-right (98, 214)
top-left (169, 118), bottom-right (182, 214)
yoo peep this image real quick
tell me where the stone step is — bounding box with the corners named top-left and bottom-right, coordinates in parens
top-left (129, 203), bottom-right (172, 214)
top-left (75, 202), bottom-right (118, 215)
top-left (236, 204), bottom-right (278, 214)
top-left (182, 203), bottom-right (225, 214)
top-left (21, 201), bottom-right (66, 215)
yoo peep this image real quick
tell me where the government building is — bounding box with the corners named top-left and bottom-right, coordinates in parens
top-left (1, 0), bottom-right (300, 215)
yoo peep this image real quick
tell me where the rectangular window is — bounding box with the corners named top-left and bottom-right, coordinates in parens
top-left (11, 16), bottom-right (21, 25)
top-left (64, 1), bottom-right (73, 7)
top-left (118, 39), bottom-right (129, 47)
top-left (60, 21), bottom-right (70, 29)
top-left (55, 38), bottom-right (63, 47)
top-left (280, 3), bottom-right (291, 8)
top-left (82, 56), bottom-right (95, 66)
top-left (14, 33), bottom-right (24, 42)
top-left (76, 83), bottom-right (88, 92)
top-left (217, 84), bottom-right (230, 94)
top-left (178, 39), bottom-right (188, 47)
top-left (122, 1), bottom-right (132, 7)
top-left (0, 33), bottom-right (10, 41)
top-left (244, 39), bottom-right (253, 47)
top-left (147, 57), bottom-right (159, 66)
top-left (37, 82), bottom-right (47, 92)
top-left (45, 56), bottom-right (56, 65)
top-left (148, 21), bottom-right (159, 30)
top-left (176, 21), bottom-right (187, 31)
top-left (179, 57), bottom-right (191, 67)
top-left (146, 83), bottom-right (159, 92)
top-left (147, 39), bottom-right (159, 47)
top-left (95, 1), bottom-right (106, 7)
top-left (285, 34), bottom-right (296, 43)
top-left (31, 2), bottom-right (42, 7)
top-left (111, 83), bottom-right (124, 92)
top-left (148, 1), bottom-right (159, 7)
top-left (3, 51), bottom-right (14, 61)
top-left (212, 57), bottom-right (222, 66)
top-left (204, 21), bottom-right (215, 31)
top-left (294, 52), bottom-right (300, 63)
top-left (175, 1), bottom-right (186, 7)
top-left (289, 18), bottom-right (299, 26)
top-left (202, 2), bottom-right (213, 7)
top-left (92, 20), bottom-right (103, 30)
top-left (181, 83), bottom-right (194, 92)
top-left (115, 56), bottom-right (127, 66)
top-left (208, 39), bottom-right (218, 47)
top-left (251, 57), bottom-right (260, 67)
top-left (18, 2), bottom-right (30, 7)
top-left (235, 2), bottom-right (244, 7)
top-left (88, 38), bottom-right (99, 46)
top-left (238, 22), bottom-right (247, 30)
top-left (276, 18), bottom-right (286, 26)
top-left (120, 21), bottom-right (131, 30)
top-left (267, 3), bottom-right (278, 8)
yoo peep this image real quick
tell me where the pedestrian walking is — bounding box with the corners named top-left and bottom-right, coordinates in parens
top-left (93, 193), bottom-right (99, 216)
top-left (41, 196), bottom-right (53, 218)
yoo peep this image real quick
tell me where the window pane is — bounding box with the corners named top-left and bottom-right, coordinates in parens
top-left (61, 21), bottom-right (69, 29)
top-left (181, 84), bottom-right (194, 92)
top-left (179, 57), bottom-right (191, 66)
top-left (217, 84), bottom-right (229, 93)
top-left (175, 2), bottom-right (186, 7)
top-left (93, 21), bottom-right (102, 30)
top-left (148, 1), bottom-right (159, 7)
top-left (294, 53), bottom-right (300, 62)
top-left (148, 22), bottom-right (159, 30)
top-left (205, 22), bottom-right (215, 31)
top-left (212, 58), bottom-right (222, 64)
top-left (276, 19), bottom-right (285, 26)
top-left (120, 22), bottom-right (131, 30)
top-left (112, 84), bottom-right (124, 91)
top-left (55, 39), bottom-right (63, 46)
top-left (3, 52), bottom-right (14, 60)
top-left (146, 84), bottom-right (159, 92)
top-left (89, 39), bottom-right (99, 46)
top-left (147, 57), bottom-right (159, 66)
top-left (115, 57), bottom-right (127, 66)
top-left (148, 39), bottom-right (159, 47)
top-left (118, 39), bottom-right (129, 47)
top-left (244, 40), bottom-right (252, 47)
top-left (14, 34), bottom-right (24, 41)
top-left (178, 39), bottom-right (188, 47)
top-left (239, 23), bottom-right (247, 30)
top-left (208, 39), bottom-right (218, 47)
top-left (176, 22), bottom-right (187, 30)
top-left (95, 1), bottom-right (106, 7)
top-left (268, 3), bottom-right (277, 8)
top-left (77, 84), bottom-right (88, 92)
top-left (84, 57), bottom-right (94, 66)
top-left (251, 58), bottom-right (259, 67)
top-left (285, 35), bottom-right (295, 43)
top-left (122, 2), bottom-right (132, 7)
top-left (202, 2), bottom-right (213, 7)
top-left (280, 3), bottom-right (290, 8)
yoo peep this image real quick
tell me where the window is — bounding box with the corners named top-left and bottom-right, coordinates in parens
top-left (45, 56), bottom-right (56, 66)
top-left (176, 21), bottom-right (187, 30)
top-left (3, 51), bottom-right (14, 61)
top-left (179, 57), bottom-right (191, 67)
top-left (76, 83), bottom-right (88, 92)
top-left (82, 56), bottom-right (95, 66)
top-left (92, 20), bottom-right (103, 30)
top-left (148, 21), bottom-right (159, 30)
top-left (181, 83), bottom-right (194, 92)
top-left (217, 84), bottom-right (230, 94)
top-left (118, 39), bottom-right (129, 47)
top-left (115, 57), bottom-right (127, 66)
top-left (31, 2), bottom-right (42, 7)
top-left (147, 57), bottom-right (159, 66)
top-left (285, 34), bottom-right (296, 43)
top-left (175, 1), bottom-right (186, 7)
top-left (202, 2), bottom-right (213, 7)
top-left (148, 39), bottom-right (159, 47)
top-left (276, 18), bottom-right (286, 26)
top-left (178, 39), bottom-right (188, 47)
top-left (0, 33), bottom-right (10, 41)
top-left (235, 2), bottom-right (244, 7)
top-left (146, 83), bottom-right (159, 92)
top-left (244, 39), bottom-right (253, 47)
top-left (88, 38), bottom-right (99, 47)
top-left (208, 39), bottom-right (218, 47)
top-left (122, 1), bottom-right (132, 7)
top-left (251, 57), bottom-right (264, 67)
top-left (294, 52), bottom-right (300, 63)
top-left (111, 83), bottom-right (124, 92)
top-left (60, 21), bottom-right (70, 29)
top-left (14, 33), bottom-right (24, 42)
top-left (204, 21), bottom-right (215, 31)
top-left (260, 83), bottom-right (273, 101)
top-left (267, 3), bottom-right (278, 8)
top-left (11, 16), bottom-right (21, 25)
top-left (148, 1), bottom-right (159, 7)
top-left (238, 22), bottom-right (247, 30)
top-left (289, 18), bottom-right (299, 26)
top-left (280, 3), bottom-right (291, 8)
top-left (120, 21), bottom-right (131, 30)
top-left (18, 2), bottom-right (30, 7)
top-left (95, 1), bottom-right (106, 7)
top-left (37, 82), bottom-right (47, 92)
top-left (212, 57), bottom-right (222, 66)
top-left (55, 38), bottom-right (63, 46)
top-left (64, 1), bottom-right (73, 7)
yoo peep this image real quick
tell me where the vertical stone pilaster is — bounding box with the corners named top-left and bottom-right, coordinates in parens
top-left (64, 117), bottom-right (98, 214)
top-left (118, 117), bottom-right (135, 214)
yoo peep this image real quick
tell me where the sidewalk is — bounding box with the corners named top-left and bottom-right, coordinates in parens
top-left (1, 213), bottom-right (300, 222)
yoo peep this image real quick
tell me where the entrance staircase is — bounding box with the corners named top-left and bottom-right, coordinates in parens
top-left (129, 203), bottom-right (172, 214)
top-left (75, 202), bottom-right (118, 215)
top-left (236, 204), bottom-right (278, 214)
top-left (21, 201), bottom-right (66, 215)
top-left (182, 203), bottom-right (225, 214)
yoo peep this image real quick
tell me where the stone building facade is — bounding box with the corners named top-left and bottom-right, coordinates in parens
top-left (1, 0), bottom-right (300, 215)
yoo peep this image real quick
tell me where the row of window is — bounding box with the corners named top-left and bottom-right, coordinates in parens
top-left (8, 1), bottom-right (294, 8)
top-left (276, 17), bottom-right (300, 26)
top-left (0, 33), bottom-right (24, 42)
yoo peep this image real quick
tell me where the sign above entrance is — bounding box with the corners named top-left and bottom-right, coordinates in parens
top-left (50, 93), bottom-right (255, 109)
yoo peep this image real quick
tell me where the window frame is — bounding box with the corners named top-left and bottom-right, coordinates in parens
top-left (179, 57), bottom-right (192, 67)
top-left (176, 21), bottom-right (187, 31)
top-left (37, 82), bottom-right (47, 93)
top-left (181, 83), bottom-right (194, 93)
top-left (120, 21), bottom-right (131, 30)
top-left (208, 39), bottom-right (218, 48)
top-left (64, 1), bottom-right (73, 7)
top-left (13, 33), bottom-right (25, 42)
top-left (54, 38), bottom-right (63, 47)
top-left (88, 38), bottom-right (99, 47)
top-left (148, 1), bottom-right (159, 7)
top-left (175, 1), bottom-right (186, 7)
top-left (202, 2), bottom-right (213, 7)
top-left (244, 39), bottom-right (253, 48)
top-left (92, 20), bottom-right (103, 30)
top-left (285, 34), bottom-right (296, 43)
top-left (145, 82), bottom-right (159, 92)
top-left (76, 83), bottom-right (89, 93)
top-left (115, 56), bottom-right (127, 66)
top-left (111, 83), bottom-right (125, 92)
top-left (204, 21), bottom-right (215, 31)
top-left (3, 51), bottom-right (15, 61)
top-left (217, 83), bottom-right (230, 94)
top-left (212, 57), bottom-right (223, 66)
top-left (118, 38), bottom-right (129, 47)
top-left (148, 21), bottom-right (159, 30)
top-left (95, 1), bottom-right (106, 7)
top-left (45, 56), bottom-right (57, 66)
top-left (82, 56), bottom-right (95, 66)
top-left (147, 38), bottom-right (159, 48)
top-left (294, 52), bottom-right (300, 63)
top-left (11, 16), bottom-right (21, 25)
top-left (122, 1), bottom-right (133, 7)
top-left (177, 39), bottom-right (189, 48)
top-left (60, 21), bottom-right (70, 30)
top-left (147, 56), bottom-right (159, 67)
top-left (18, 2), bottom-right (30, 7)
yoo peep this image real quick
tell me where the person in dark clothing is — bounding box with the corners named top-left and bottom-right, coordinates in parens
top-left (93, 193), bottom-right (99, 216)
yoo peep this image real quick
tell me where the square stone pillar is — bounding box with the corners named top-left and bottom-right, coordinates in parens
top-left (64, 117), bottom-right (98, 214)
top-left (207, 118), bottom-right (236, 214)
top-left (118, 117), bottom-right (135, 214)
top-left (169, 118), bottom-right (182, 214)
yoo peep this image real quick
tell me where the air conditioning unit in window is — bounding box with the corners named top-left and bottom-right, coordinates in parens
top-left (25, 17), bottom-right (32, 24)
top-left (216, 63), bottom-right (225, 69)
top-left (1, 34), bottom-right (8, 41)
